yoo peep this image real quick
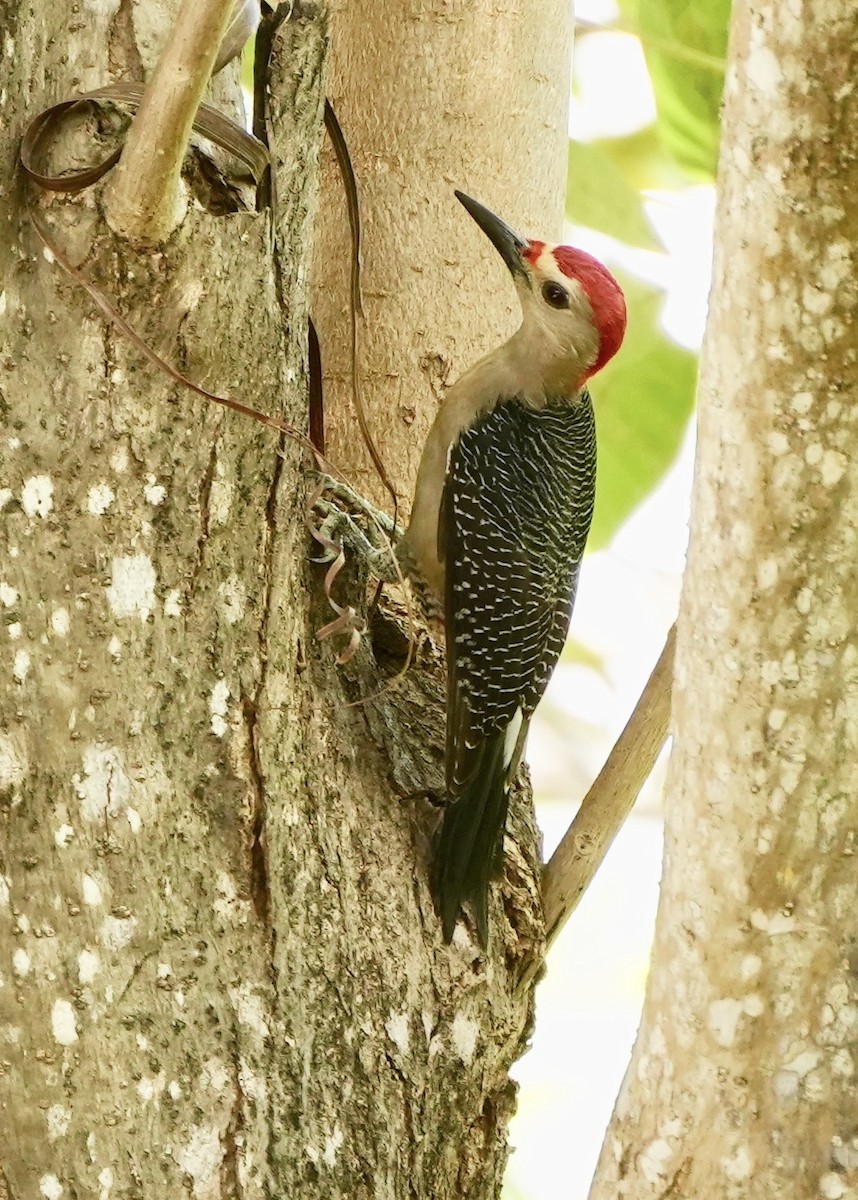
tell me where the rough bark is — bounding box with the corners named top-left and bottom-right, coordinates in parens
top-left (312, 0), bottom-right (573, 509)
top-left (589, 2), bottom-right (858, 1197)
top-left (1, 2), bottom-right (566, 1197)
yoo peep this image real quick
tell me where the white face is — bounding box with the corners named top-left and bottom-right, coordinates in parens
top-left (515, 245), bottom-right (600, 393)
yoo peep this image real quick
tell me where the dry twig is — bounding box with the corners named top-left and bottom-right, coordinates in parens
top-left (103, 0), bottom-right (235, 241)
top-left (521, 622), bottom-right (676, 988)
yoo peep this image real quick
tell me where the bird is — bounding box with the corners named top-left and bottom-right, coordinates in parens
top-left (397, 191), bottom-right (627, 946)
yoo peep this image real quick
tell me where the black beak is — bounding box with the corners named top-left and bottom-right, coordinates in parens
top-left (454, 191), bottom-right (529, 279)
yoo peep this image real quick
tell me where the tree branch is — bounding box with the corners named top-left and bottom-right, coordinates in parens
top-left (539, 622), bottom-right (676, 956)
top-left (103, 0), bottom-right (235, 242)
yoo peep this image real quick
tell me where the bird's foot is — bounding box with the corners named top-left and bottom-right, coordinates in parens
top-left (307, 475), bottom-right (401, 584)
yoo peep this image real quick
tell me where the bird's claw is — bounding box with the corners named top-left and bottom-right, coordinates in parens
top-left (306, 475), bottom-right (400, 583)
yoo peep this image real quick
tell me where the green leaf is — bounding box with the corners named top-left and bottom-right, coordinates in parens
top-left (637, 0), bottom-right (731, 179)
top-left (588, 126), bottom-right (688, 193)
top-left (588, 273), bottom-right (696, 550)
top-left (567, 139), bottom-right (662, 250)
top-left (558, 635), bottom-right (608, 674)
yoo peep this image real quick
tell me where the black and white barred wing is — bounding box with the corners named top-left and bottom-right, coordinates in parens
top-left (441, 396), bottom-right (596, 795)
top-left (432, 395), bottom-right (596, 943)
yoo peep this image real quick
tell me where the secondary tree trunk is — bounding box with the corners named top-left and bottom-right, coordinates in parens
top-left (589, 2), bottom-right (858, 1197)
top-left (1, 2), bottom-right (571, 1197)
top-left (313, 0), bottom-right (573, 507)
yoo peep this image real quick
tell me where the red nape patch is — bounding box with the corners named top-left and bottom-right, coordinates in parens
top-left (552, 245), bottom-right (627, 378)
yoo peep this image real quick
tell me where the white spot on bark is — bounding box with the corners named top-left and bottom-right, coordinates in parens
top-left (143, 476), bottom-right (166, 505)
top-left (784, 1048), bottom-right (820, 1077)
top-left (74, 744), bottom-right (131, 821)
top-left (209, 473), bottom-right (234, 525)
top-left (0, 582), bottom-right (18, 606)
top-left (721, 1145), bottom-right (752, 1181)
top-left (751, 908), bottom-right (796, 934)
top-left (81, 873), bottom-right (103, 906)
top-left (802, 284), bottom-right (833, 316)
top-left (7, 622), bottom-right (21, 640)
top-left (39, 1176), bottom-right (63, 1200)
top-left (792, 390), bottom-right (814, 414)
top-left (230, 983), bottom-right (269, 1037)
top-left (237, 1060), bottom-right (266, 1103)
top-left (213, 871), bottom-right (249, 924)
top-left (137, 1072), bottom-right (165, 1104)
top-left (451, 923), bottom-right (473, 950)
top-left (50, 608), bottom-right (70, 637)
top-left (168, 1079), bottom-right (182, 1099)
top-left (796, 587), bottom-right (813, 614)
top-left (819, 239), bottom-right (853, 292)
top-left (0, 732), bottom-right (26, 789)
top-left (821, 450), bottom-right (846, 487)
top-left (200, 1057), bottom-right (231, 1093)
top-left (164, 589), bottom-right (182, 617)
top-left (639, 1138), bottom-right (673, 1183)
top-left (54, 824), bottom-right (74, 848)
top-left (22, 475), bottom-right (54, 518)
top-left (86, 484), bottom-right (114, 516)
top-left (107, 636), bottom-right (122, 659)
top-left (708, 998), bottom-right (743, 1047)
top-left (217, 575), bottom-right (246, 625)
top-left (110, 446), bottom-right (128, 472)
top-left (12, 948), bottom-right (31, 977)
top-left (98, 1166), bottom-right (114, 1199)
top-left (100, 914), bottom-right (137, 950)
top-left (819, 1173), bottom-right (846, 1199)
top-left (126, 807), bottom-right (142, 833)
top-left (832, 1049), bottom-right (853, 1077)
top-left (805, 443), bottom-right (823, 466)
top-left (767, 708), bottom-right (787, 732)
top-left (323, 1125), bottom-right (344, 1167)
top-left (774, 1069), bottom-right (799, 1101)
top-left (450, 1012), bottom-right (478, 1064)
top-left (0, 875), bottom-right (9, 908)
top-left (46, 1104), bottom-right (71, 1140)
top-left (13, 649), bottom-right (30, 682)
top-left (51, 998), bottom-right (78, 1045)
top-left (105, 554), bottom-right (156, 621)
top-left (209, 680), bottom-right (230, 737)
top-left (78, 949), bottom-right (100, 984)
top-left (743, 993), bottom-right (764, 1017)
top-left (385, 1010), bottom-right (410, 1055)
top-left (178, 1124), bottom-right (223, 1197)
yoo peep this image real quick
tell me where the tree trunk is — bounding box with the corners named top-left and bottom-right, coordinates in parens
top-left (312, 0), bottom-right (573, 507)
top-left (1, 2), bottom-right (570, 1197)
top-left (590, 2), bottom-right (858, 1197)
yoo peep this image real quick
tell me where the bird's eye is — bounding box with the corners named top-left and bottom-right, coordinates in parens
top-left (541, 281), bottom-right (569, 309)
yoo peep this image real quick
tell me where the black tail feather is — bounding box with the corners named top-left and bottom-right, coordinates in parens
top-left (432, 731), bottom-right (510, 947)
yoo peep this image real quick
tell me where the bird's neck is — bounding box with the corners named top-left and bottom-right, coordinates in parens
top-left (495, 326), bottom-right (589, 406)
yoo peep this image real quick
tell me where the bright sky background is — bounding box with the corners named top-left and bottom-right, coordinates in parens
top-left (503, 7), bottom-right (716, 1197)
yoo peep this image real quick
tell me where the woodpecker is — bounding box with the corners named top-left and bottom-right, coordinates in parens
top-left (398, 192), bottom-right (627, 946)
